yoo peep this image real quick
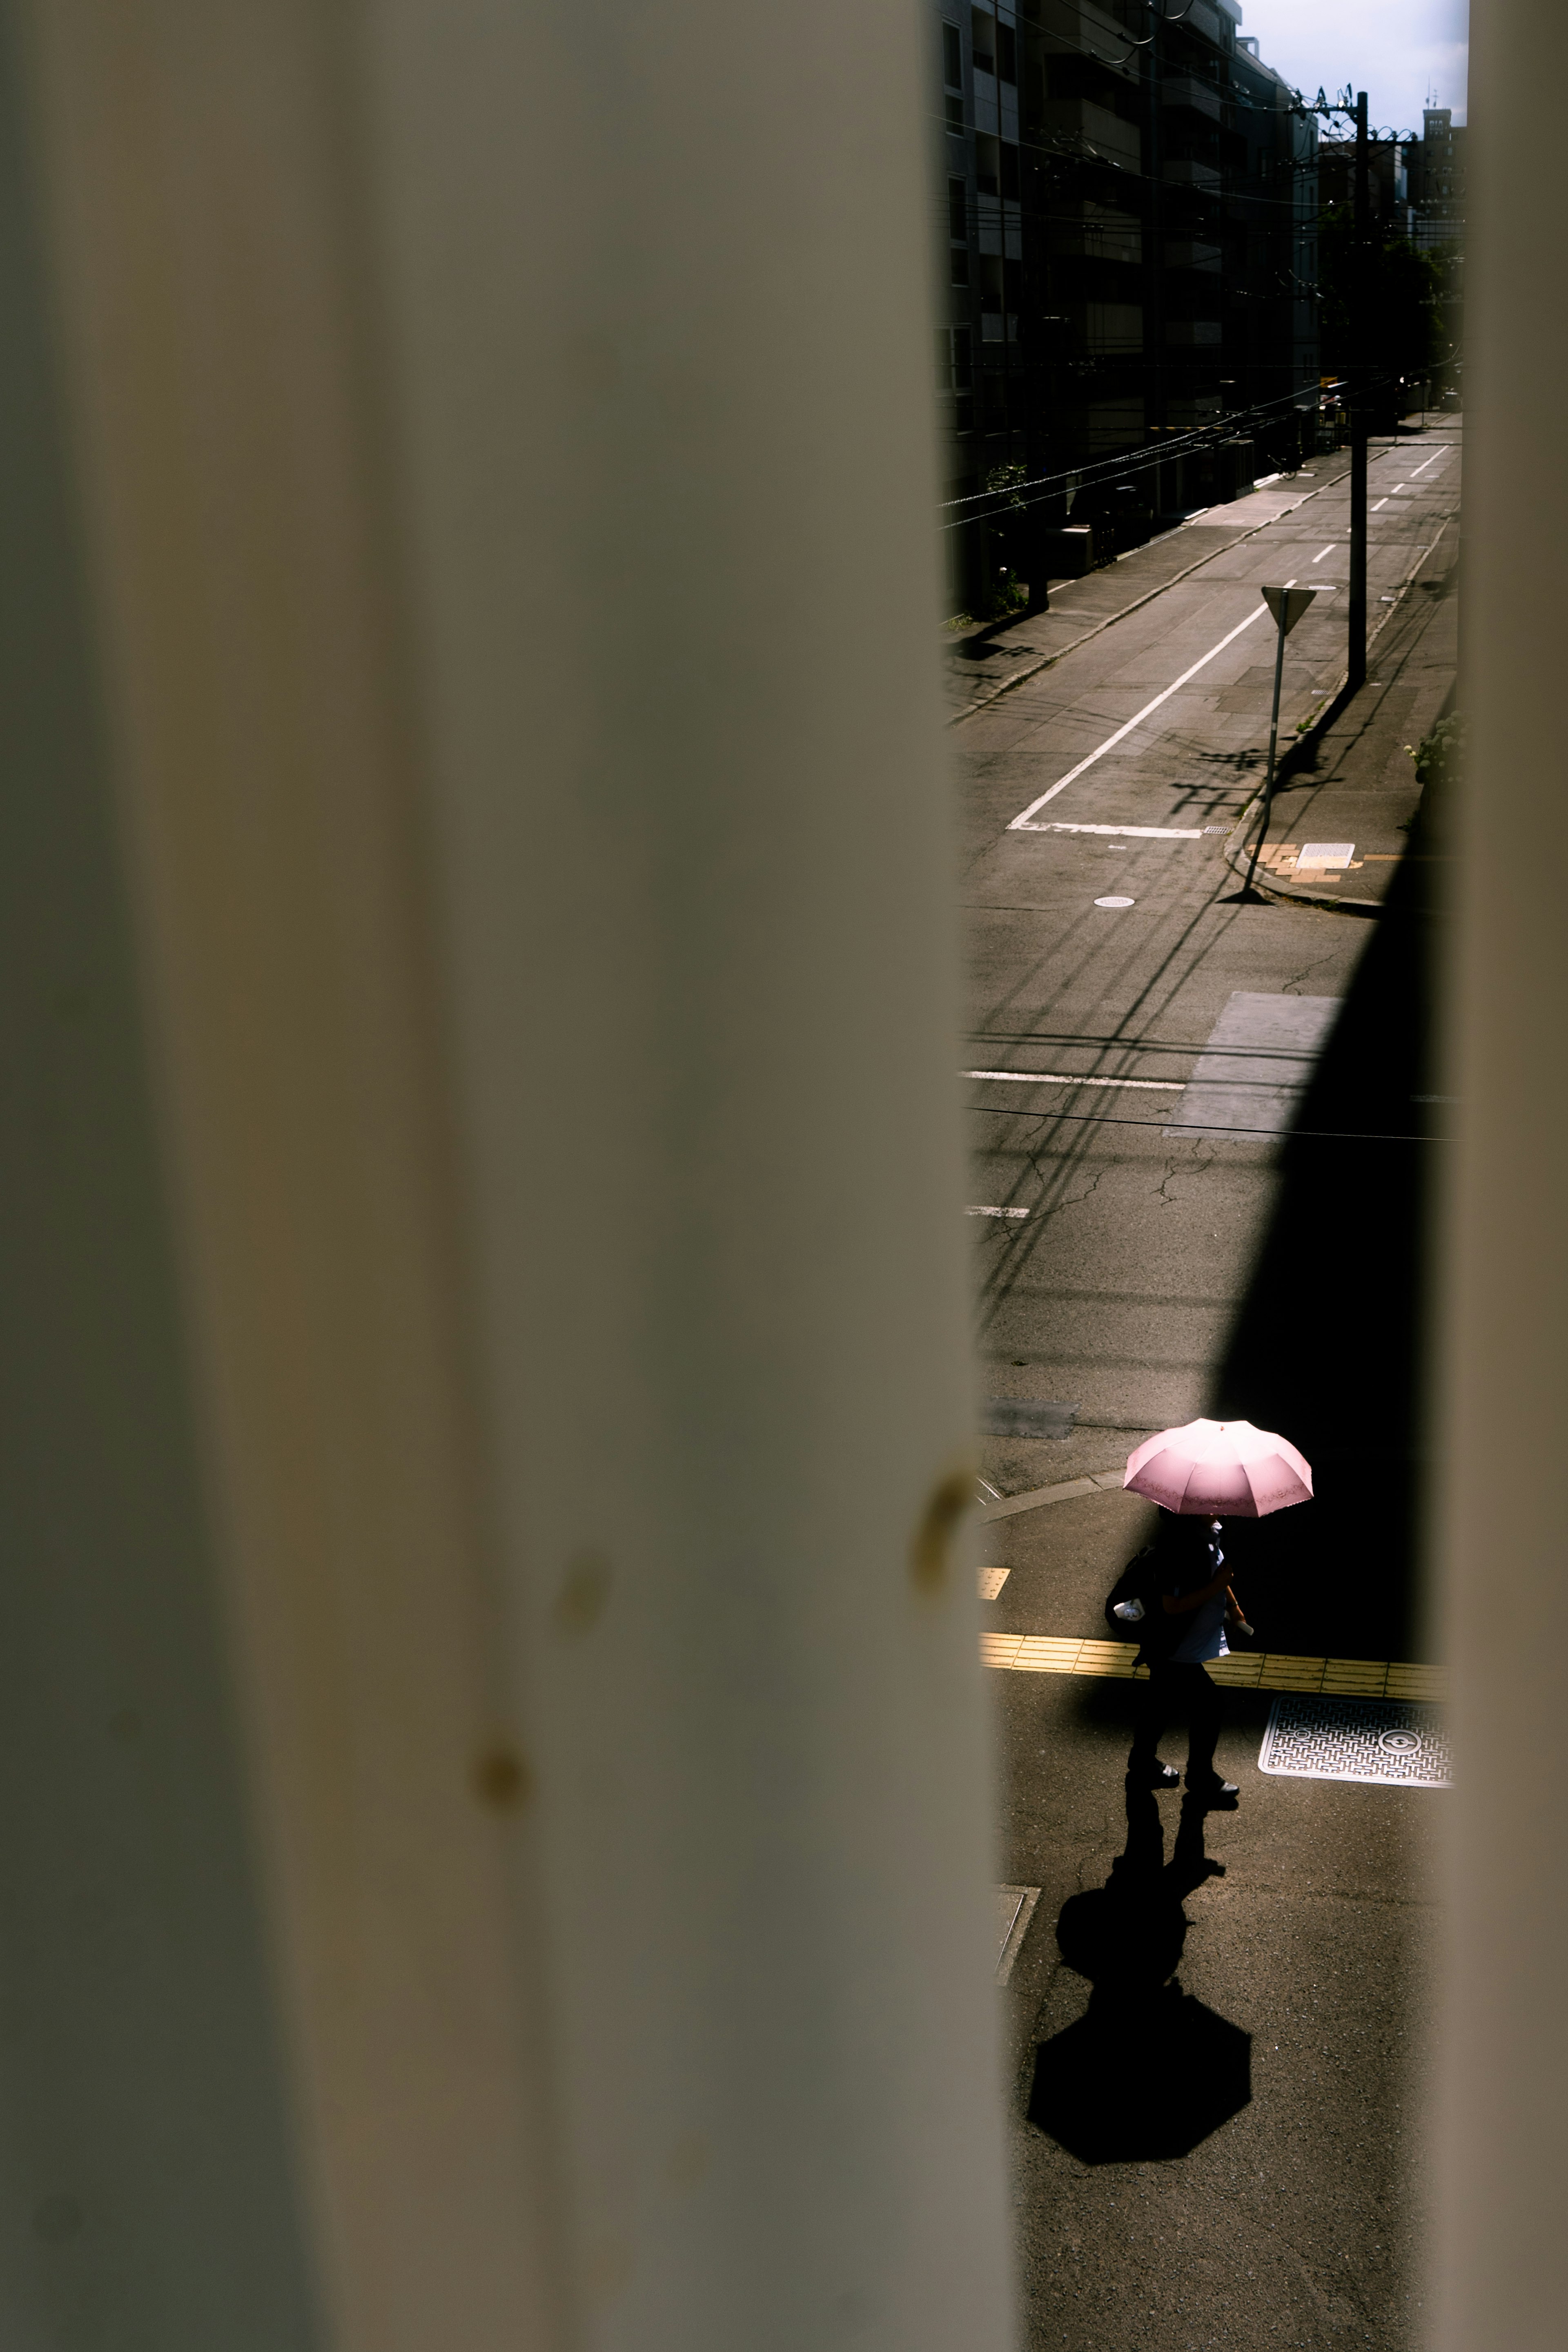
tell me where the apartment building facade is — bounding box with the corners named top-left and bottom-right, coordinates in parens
top-left (935, 0), bottom-right (1318, 609)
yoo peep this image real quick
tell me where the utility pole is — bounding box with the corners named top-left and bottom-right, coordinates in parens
top-left (1347, 89), bottom-right (1370, 690)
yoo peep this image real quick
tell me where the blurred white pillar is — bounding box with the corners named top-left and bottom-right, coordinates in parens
top-left (19, 2), bottom-right (1012, 2349)
top-left (1440, 3), bottom-right (1568, 2346)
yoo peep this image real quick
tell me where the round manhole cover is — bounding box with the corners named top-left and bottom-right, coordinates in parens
top-left (1094, 895), bottom-right (1136, 909)
top-left (1379, 1729), bottom-right (1423, 1756)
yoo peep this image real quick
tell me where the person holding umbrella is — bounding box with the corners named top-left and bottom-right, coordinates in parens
top-left (1120, 1419), bottom-right (1313, 1809)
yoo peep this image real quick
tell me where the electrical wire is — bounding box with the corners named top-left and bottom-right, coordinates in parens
top-left (935, 379), bottom-right (1392, 523)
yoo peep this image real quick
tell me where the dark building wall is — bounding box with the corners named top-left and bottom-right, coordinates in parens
top-left (933, 0), bottom-right (1318, 610)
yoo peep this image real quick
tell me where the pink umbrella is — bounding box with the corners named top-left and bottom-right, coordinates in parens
top-left (1123, 1418), bottom-right (1313, 1518)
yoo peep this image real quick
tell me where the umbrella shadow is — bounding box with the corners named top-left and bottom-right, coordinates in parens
top-left (1027, 1788), bottom-right (1251, 2164)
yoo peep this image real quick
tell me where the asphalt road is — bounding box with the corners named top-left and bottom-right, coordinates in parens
top-left (959, 426), bottom-right (1459, 2352)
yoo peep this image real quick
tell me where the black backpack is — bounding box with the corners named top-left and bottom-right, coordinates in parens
top-left (1104, 1545), bottom-right (1180, 1667)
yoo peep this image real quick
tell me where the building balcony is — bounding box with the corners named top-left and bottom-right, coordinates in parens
top-left (1162, 75), bottom-right (1223, 122)
top-left (1164, 159), bottom-right (1221, 190)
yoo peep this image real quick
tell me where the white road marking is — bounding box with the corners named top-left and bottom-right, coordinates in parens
top-left (1007, 597), bottom-right (1275, 828)
top-left (1094, 895), bottom-right (1136, 908)
top-left (1313, 544), bottom-right (1336, 562)
top-left (964, 1070), bottom-right (1187, 1092)
top-left (965, 1205), bottom-right (1030, 1218)
top-left (1043, 821), bottom-right (1204, 838)
top-left (1408, 452), bottom-right (1443, 476)
top-left (978, 1566), bottom-right (1010, 1600)
top-left (1372, 497), bottom-right (1389, 510)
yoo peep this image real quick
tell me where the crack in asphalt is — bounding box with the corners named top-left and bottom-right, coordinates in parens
top-left (1280, 951), bottom-right (1342, 997)
top-left (1156, 1144), bottom-right (1214, 1205)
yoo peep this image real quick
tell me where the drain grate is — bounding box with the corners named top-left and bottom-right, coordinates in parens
top-left (1258, 1695), bottom-right (1450, 1788)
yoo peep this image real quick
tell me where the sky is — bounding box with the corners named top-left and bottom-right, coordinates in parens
top-left (1238, 0), bottom-right (1469, 132)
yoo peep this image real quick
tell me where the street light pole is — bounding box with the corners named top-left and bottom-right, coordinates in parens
top-left (1347, 88), bottom-right (1370, 690)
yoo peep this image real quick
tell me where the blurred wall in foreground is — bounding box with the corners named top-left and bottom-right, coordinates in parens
top-left (4, 0), bottom-right (1013, 2348)
top-left (1440, 2), bottom-right (1568, 2347)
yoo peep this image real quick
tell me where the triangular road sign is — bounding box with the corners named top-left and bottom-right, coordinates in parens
top-left (1262, 584), bottom-right (1316, 635)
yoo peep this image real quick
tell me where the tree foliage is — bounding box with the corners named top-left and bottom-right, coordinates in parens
top-left (1316, 207), bottom-right (1444, 388)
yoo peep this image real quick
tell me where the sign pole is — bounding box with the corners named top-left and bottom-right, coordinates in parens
top-left (1239, 585), bottom-right (1317, 900)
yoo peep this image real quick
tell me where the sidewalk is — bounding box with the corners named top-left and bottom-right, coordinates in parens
top-left (1222, 516), bottom-right (1459, 912)
top-left (942, 455), bottom-right (1354, 725)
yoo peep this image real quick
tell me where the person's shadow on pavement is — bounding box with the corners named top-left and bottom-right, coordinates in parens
top-left (1026, 1787), bottom-right (1252, 2163)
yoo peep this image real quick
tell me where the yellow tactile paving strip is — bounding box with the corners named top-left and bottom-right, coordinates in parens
top-left (980, 1630), bottom-right (1445, 1704)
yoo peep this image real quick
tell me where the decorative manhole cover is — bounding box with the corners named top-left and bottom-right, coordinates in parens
top-left (1258, 1696), bottom-right (1450, 1788)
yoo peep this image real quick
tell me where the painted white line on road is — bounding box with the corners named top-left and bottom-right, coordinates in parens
top-left (1409, 452), bottom-right (1443, 476)
top-left (1313, 544), bottom-right (1336, 562)
top-left (1372, 497), bottom-right (1389, 510)
top-left (1007, 597), bottom-right (1274, 828)
top-left (1043, 821), bottom-right (1204, 838)
top-left (964, 1070), bottom-right (1187, 1092)
top-left (966, 1205), bottom-right (1030, 1218)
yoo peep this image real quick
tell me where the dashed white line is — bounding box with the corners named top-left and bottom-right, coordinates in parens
top-left (1313, 544), bottom-right (1336, 562)
top-left (1372, 497), bottom-right (1389, 510)
top-left (966, 1205), bottom-right (1030, 1218)
top-left (964, 1070), bottom-right (1188, 1092)
top-left (1006, 600), bottom-right (1274, 828)
top-left (1408, 452), bottom-right (1443, 476)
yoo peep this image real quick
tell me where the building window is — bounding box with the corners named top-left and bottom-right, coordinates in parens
top-left (942, 21), bottom-right (962, 88)
top-left (1000, 141), bottom-right (1020, 200)
top-left (970, 6), bottom-right (995, 75)
top-left (951, 247), bottom-right (970, 285)
top-left (948, 177), bottom-right (968, 242)
top-left (997, 22), bottom-right (1017, 83)
top-left (937, 326), bottom-right (976, 395)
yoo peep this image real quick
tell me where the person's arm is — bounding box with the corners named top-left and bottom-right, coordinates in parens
top-left (1161, 1565), bottom-right (1231, 1614)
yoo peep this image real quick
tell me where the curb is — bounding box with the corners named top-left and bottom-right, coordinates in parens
top-left (1219, 513), bottom-right (1459, 913)
top-left (947, 457), bottom-right (1354, 727)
